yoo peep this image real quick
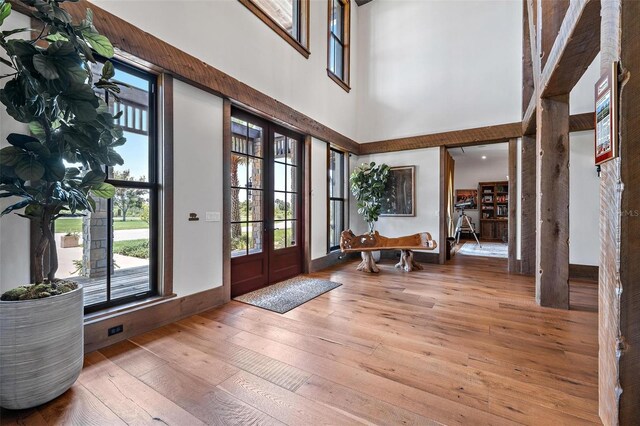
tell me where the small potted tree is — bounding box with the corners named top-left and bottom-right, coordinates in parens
top-left (0, 0), bottom-right (125, 409)
top-left (350, 162), bottom-right (390, 267)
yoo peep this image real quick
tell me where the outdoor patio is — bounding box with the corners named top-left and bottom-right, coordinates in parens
top-left (72, 266), bottom-right (150, 307)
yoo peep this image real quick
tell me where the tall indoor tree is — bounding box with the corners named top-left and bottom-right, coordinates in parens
top-left (0, 0), bottom-right (126, 285)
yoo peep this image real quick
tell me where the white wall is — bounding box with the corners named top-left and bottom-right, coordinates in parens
top-left (356, 0), bottom-right (522, 142)
top-left (172, 81), bottom-right (224, 295)
top-left (0, 11), bottom-right (32, 292)
top-left (571, 55), bottom-right (601, 115)
top-left (350, 148), bottom-right (441, 253)
top-left (311, 138), bottom-right (328, 259)
top-left (569, 131), bottom-right (599, 266)
top-left (92, 0), bottom-right (359, 141)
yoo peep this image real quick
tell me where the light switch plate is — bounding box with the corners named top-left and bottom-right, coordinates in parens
top-left (206, 211), bottom-right (221, 222)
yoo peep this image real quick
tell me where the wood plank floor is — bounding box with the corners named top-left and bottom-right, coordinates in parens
top-left (1, 255), bottom-right (600, 425)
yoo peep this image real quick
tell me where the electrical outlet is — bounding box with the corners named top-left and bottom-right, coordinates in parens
top-left (108, 324), bottom-right (124, 336)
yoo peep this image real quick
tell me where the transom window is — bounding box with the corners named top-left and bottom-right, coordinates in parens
top-left (327, 0), bottom-right (351, 91)
top-left (239, 0), bottom-right (310, 57)
top-left (328, 148), bottom-right (346, 251)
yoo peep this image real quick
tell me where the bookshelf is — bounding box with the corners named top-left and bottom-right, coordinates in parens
top-left (478, 181), bottom-right (509, 241)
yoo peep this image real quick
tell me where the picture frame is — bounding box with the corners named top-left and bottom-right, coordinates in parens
top-left (455, 189), bottom-right (478, 210)
top-left (595, 61), bottom-right (618, 165)
top-left (380, 166), bottom-right (416, 217)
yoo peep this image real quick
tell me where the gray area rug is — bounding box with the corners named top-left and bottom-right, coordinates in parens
top-left (234, 276), bottom-right (341, 314)
top-left (458, 242), bottom-right (508, 258)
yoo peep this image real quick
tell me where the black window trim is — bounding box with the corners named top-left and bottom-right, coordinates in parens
top-left (328, 147), bottom-right (346, 252)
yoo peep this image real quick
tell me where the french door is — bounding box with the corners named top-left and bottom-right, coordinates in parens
top-left (230, 109), bottom-right (304, 297)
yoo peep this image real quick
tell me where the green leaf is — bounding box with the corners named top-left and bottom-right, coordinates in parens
top-left (82, 32), bottom-right (114, 58)
top-left (81, 170), bottom-right (106, 187)
top-left (91, 182), bottom-right (115, 199)
top-left (1, 199), bottom-right (31, 216)
top-left (101, 61), bottom-right (115, 80)
top-left (0, 146), bottom-right (23, 166)
top-left (29, 121), bottom-right (46, 139)
top-left (7, 133), bottom-right (39, 149)
top-left (15, 156), bottom-right (45, 181)
top-left (46, 158), bottom-right (66, 181)
top-left (45, 33), bottom-right (68, 42)
top-left (0, 1), bottom-right (10, 26)
top-left (32, 55), bottom-right (61, 80)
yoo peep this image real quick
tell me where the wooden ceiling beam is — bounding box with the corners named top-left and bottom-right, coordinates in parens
top-left (362, 112), bottom-right (594, 156)
top-left (539, 0), bottom-right (601, 97)
top-left (8, 0), bottom-right (360, 154)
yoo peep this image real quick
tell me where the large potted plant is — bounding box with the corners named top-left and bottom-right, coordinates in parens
top-left (350, 161), bottom-right (390, 235)
top-left (350, 162), bottom-right (390, 265)
top-left (0, 0), bottom-right (125, 409)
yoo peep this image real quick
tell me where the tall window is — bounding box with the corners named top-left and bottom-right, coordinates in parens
top-left (239, 0), bottom-right (310, 57)
top-left (327, 0), bottom-right (351, 92)
top-left (55, 60), bottom-right (158, 313)
top-left (328, 148), bottom-right (346, 251)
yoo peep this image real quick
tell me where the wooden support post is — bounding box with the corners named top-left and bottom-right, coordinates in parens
top-left (535, 94), bottom-right (569, 309)
top-left (520, 135), bottom-right (536, 275)
top-left (357, 252), bottom-right (379, 273)
top-left (508, 139), bottom-right (518, 273)
top-left (395, 250), bottom-right (423, 272)
top-left (598, 0), bottom-right (640, 423)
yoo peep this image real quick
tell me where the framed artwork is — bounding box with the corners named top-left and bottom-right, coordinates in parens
top-left (455, 189), bottom-right (478, 209)
top-left (595, 61), bottom-right (618, 165)
top-left (380, 166), bottom-right (415, 216)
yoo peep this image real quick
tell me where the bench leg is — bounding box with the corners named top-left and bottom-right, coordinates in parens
top-left (395, 250), bottom-right (423, 272)
top-left (357, 251), bottom-right (380, 273)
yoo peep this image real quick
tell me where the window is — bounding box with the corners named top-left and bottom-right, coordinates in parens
top-left (327, 0), bottom-right (351, 92)
top-left (328, 148), bottom-right (346, 251)
top-left (55, 60), bottom-right (158, 313)
top-left (239, 0), bottom-right (310, 57)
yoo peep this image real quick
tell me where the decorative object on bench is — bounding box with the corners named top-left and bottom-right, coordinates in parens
top-left (380, 166), bottom-right (416, 216)
top-left (349, 162), bottom-right (390, 234)
top-left (340, 230), bottom-right (437, 273)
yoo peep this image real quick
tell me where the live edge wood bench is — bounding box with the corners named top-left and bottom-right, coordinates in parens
top-left (339, 230), bottom-right (437, 273)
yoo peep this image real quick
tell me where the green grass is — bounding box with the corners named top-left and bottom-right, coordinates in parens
top-left (113, 239), bottom-right (149, 259)
top-left (54, 217), bottom-right (149, 234)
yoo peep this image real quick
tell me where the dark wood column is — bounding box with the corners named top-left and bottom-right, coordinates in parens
top-left (519, 134), bottom-right (536, 275)
top-left (598, 0), bottom-right (640, 422)
top-left (535, 94), bottom-right (569, 309)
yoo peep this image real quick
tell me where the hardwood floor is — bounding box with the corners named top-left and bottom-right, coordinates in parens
top-left (1, 255), bottom-right (599, 425)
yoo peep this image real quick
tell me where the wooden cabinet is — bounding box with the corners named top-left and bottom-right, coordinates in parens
top-left (479, 181), bottom-right (509, 241)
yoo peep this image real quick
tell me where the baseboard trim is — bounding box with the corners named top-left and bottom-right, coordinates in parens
top-left (83, 286), bottom-right (226, 353)
top-left (309, 251), bottom-right (355, 272)
top-left (569, 264), bottom-right (599, 282)
top-left (515, 261), bottom-right (598, 282)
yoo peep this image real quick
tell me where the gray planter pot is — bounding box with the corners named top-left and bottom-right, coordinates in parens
top-left (0, 285), bottom-right (84, 410)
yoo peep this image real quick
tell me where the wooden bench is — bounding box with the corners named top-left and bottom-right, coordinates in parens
top-left (340, 230), bottom-right (437, 273)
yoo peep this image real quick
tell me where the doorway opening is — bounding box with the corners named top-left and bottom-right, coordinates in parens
top-left (229, 108), bottom-right (305, 297)
top-left (445, 143), bottom-right (513, 262)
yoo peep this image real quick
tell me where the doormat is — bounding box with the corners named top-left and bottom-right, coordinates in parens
top-left (234, 276), bottom-right (341, 314)
top-left (457, 241), bottom-right (508, 258)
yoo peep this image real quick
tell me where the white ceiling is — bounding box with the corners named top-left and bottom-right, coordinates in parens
top-left (448, 142), bottom-right (509, 162)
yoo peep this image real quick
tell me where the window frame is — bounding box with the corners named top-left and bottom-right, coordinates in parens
top-left (327, 147), bottom-right (347, 252)
top-left (326, 0), bottom-right (351, 92)
top-left (84, 59), bottom-right (160, 314)
top-left (238, 0), bottom-right (310, 58)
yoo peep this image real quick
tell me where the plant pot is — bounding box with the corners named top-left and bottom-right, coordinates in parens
top-left (60, 234), bottom-right (80, 248)
top-left (0, 285), bottom-right (84, 410)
